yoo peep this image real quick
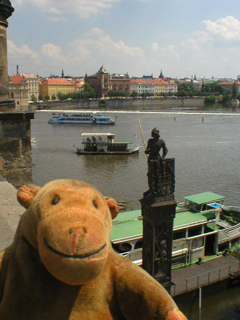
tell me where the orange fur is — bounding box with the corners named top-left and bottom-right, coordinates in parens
top-left (0, 179), bottom-right (187, 320)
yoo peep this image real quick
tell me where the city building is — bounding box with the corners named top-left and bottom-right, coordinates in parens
top-left (8, 75), bottom-right (29, 109)
top-left (39, 78), bottom-right (75, 101)
top-left (153, 79), bottom-right (177, 95)
top-left (130, 79), bottom-right (155, 95)
top-left (73, 78), bottom-right (85, 92)
top-left (85, 66), bottom-right (130, 98)
top-left (21, 74), bottom-right (39, 101)
top-left (130, 78), bottom-right (177, 96)
top-left (218, 81), bottom-right (234, 92)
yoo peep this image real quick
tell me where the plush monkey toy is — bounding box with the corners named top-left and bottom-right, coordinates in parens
top-left (0, 179), bottom-right (187, 320)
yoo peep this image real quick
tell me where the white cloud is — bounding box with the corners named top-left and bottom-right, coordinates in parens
top-left (41, 44), bottom-right (66, 65)
top-left (202, 16), bottom-right (240, 42)
top-left (67, 28), bottom-right (146, 74)
top-left (48, 17), bottom-right (68, 23)
top-left (7, 40), bottom-right (41, 64)
top-left (13, 0), bottom-right (120, 18)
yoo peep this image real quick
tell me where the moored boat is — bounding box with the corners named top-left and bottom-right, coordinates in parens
top-left (111, 192), bottom-right (240, 267)
top-left (76, 133), bottom-right (139, 155)
top-left (231, 99), bottom-right (239, 108)
top-left (48, 112), bottom-right (115, 125)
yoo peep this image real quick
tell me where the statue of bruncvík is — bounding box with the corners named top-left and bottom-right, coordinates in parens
top-left (145, 127), bottom-right (168, 197)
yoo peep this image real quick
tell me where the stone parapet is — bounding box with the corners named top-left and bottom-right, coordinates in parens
top-left (0, 112), bottom-right (34, 188)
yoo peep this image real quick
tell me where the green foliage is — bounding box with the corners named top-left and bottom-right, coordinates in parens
top-left (222, 94), bottom-right (232, 104)
top-left (108, 90), bottom-right (127, 98)
top-left (204, 95), bottom-right (216, 104)
top-left (44, 95), bottom-right (50, 101)
top-left (131, 91), bottom-right (138, 98)
top-left (30, 94), bottom-right (37, 102)
top-left (52, 94), bottom-right (56, 100)
top-left (232, 82), bottom-right (237, 99)
top-left (56, 84), bottom-right (96, 101)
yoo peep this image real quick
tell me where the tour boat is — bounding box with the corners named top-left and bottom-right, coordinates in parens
top-left (48, 112), bottom-right (116, 125)
top-left (111, 192), bottom-right (240, 267)
top-left (76, 133), bottom-right (139, 155)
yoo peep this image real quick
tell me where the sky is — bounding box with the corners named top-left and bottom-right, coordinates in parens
top-left (6, 0), bottom-right (240, 79)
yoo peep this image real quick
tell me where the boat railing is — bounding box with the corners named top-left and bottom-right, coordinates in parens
top-left (170, 258), bottom-right (240, 297)
top-left (218, 223), bottom-right (240, 244)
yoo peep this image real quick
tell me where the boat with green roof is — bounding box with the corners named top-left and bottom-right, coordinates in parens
top-left (111, 192), bottom-right (240, 267)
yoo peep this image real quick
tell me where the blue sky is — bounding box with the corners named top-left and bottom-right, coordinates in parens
top-left (7, 0), bottom-right (240, 79)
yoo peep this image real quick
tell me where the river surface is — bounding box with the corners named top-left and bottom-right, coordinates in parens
top-left (32, 108), bottom-right (240, 319)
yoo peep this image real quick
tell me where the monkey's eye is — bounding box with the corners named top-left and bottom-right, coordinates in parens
top-left (92, 200), bottom-right (98, 209)
top-left (52, 196), bottom-right (60, 205)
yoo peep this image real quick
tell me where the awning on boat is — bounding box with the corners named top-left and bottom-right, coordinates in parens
top-left (184, 192), bottom-right (225, 205)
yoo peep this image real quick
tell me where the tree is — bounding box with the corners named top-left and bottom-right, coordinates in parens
top-left (232, 82), bottom-right (237, 99)
top-left (131, 91), bottom-right (138, 99)
top-left (52, 94), bottom-right (56, 100)
top-left (45, 95), bottom-right (50, 101)
top-left (204, 95), bottom-right (215, 104)
top-left (81, 83), bottom-right (96, 98)
top-left (57, 92), bottom-right (65, 101)
top-left (30, 94), bottom-right (37, 102)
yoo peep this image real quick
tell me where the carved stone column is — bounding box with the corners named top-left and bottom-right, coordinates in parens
top-left (140, 158), bottom-right (176, 291)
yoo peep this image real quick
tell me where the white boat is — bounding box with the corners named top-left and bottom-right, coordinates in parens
top-left (76, 133), bottom-right (139, 155)
top-left (48, 112), bottom-right (116, 125)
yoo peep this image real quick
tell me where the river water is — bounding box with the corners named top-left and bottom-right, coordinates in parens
top-left (32, 107), bottom-right (240, 319)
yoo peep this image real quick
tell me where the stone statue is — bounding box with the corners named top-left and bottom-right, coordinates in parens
top-left (145, 128), bottom-right (168, 194)
top-left (144, 128), bottom-right (175, 201)
top-left (145, 127), bottom-right (168, 161)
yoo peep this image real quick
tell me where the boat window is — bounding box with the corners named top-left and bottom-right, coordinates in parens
top-left (112, 242), bottom-right (132, 253)
top-left (173, 230), bottom-right (185, 240)
top-left (191, 237), bottom-right (204, 249)
top-left (188, 226), bottom-right (202, 237)
top-left (134, 240), bottom-right (143, 249)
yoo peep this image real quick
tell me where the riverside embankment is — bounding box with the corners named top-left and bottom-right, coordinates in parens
top-left (37, 96), bottom-right (208, 111)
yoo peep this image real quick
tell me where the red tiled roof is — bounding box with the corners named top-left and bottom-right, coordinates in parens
top-left (130, 79), bottom-right (176, 85)
top-left (10, 75), bottom-right (24, 85)
top-left (41, 78), bottom-right (74, 86)
top-left (21, 74), bottom-right (38, 78)
top-left (219, 82), bottom-right (234, 85)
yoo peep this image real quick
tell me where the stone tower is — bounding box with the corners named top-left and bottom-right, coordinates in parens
top-left (0, 0), bottom-right (14, 108)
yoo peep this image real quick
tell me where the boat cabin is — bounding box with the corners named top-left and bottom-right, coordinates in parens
top-left (79, 133), bottom-right (135, 154)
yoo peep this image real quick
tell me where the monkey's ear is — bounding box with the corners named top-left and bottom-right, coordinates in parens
top-left (105, 197), bottom-right (119, 220)
top-left (17, 184), bottom-right (41, 209)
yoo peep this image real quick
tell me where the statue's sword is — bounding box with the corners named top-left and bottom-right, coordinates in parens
top-left (137, 117), bottom-right (147, 158)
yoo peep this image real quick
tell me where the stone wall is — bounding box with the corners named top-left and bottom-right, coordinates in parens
top-left (0, 112), bottom-right (34, 188)
top-left (37, 97), bottom-right (206, 111)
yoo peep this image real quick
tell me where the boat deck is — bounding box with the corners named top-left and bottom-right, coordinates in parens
top-left (171, 255), bottom-right (240, 297)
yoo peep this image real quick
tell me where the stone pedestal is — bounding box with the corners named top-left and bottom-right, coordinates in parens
top-left (0, 112), bottom-right (34, 188)
top-left (140, 158), bottom-right (176, 292)
top-left (141, 198), bottom-right (176, 290)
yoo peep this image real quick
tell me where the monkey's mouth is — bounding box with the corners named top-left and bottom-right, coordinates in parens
top-left (43, 237), bottom-right (106, 259)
